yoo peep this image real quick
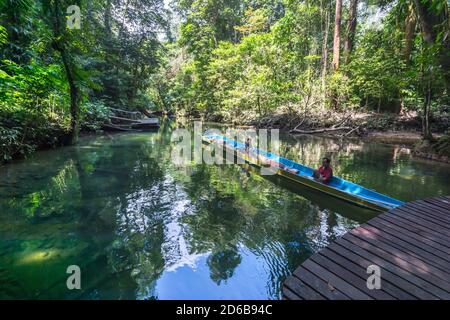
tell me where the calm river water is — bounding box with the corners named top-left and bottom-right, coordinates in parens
top-left (0, 121), bottom-right (449, 299)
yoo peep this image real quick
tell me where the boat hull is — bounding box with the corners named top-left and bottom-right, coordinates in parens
top-left (202, 136), bottom-right (401, 212)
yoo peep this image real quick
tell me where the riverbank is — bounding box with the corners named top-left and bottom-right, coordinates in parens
top-left (202, 109), bottom-right (450, 164)
top-left (2, 112), bottom-right (449, 166)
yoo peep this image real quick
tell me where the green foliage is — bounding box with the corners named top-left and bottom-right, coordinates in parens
top-left (1, 0), bottom-right (449, 162)
top-left (167, 1), bottom-right (335, 120)
top-left (163, 0), bottom-right (449, 131)
top-left (347, 27), bottom-right (405, 111)
top-left (0, 58), bottom-right (71, 161)
top-left (80, 101), bottom-right (111, 132)
top-left (0, 0), bottom-right (168, 163)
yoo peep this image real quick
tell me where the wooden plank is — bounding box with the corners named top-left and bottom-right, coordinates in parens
top-left (423, 198), bottom-right (450, 213)
top-left (371, 217), bottom-right (450, 259)
top-left (344, 232), bottom-right (450, 291)
top-left (332, 239), bottom-right (440, 299)
top-left (292, 266), bottom-right (349, 300)
top-left (417, 199), bottom-right (450, 215)
top-left (428, 196), bottom-right (450, 207)
top-left (392, 207), bottom-right (450, 234)
top-left (327, 242), bottom-right (426, 299)
top-left (339, 236), bottom-right (450, 299)
top-left (404, 201), bottom-right (450, 222)
top-left (361, 222), bottom-right (450, 272)
top-left (378, 214), bottom-right (450, 252)
top-left (377, 214), bottom-right (450, 249)
top-left (390, 206), bottom-right (450, 232)
top-left (437, 196), bottom-right (450, 205)
top-left (310, 252), bottom-right (394, 299)
top-left (283, 197), bottom-right (450, 300)
top-left (109, 115), bottom-right (140, 123)
top-left (350, 226), bottom-right (450, 283)
top-left (377, 214), bottom-right (450, 250)
top-left (378, 214), bottom-right (450, 250)
top-left (398, 205), bottom-right (450, 229)
top-left (379, 211), bottom-right (448, 239)
top-left (284, 276), bottom-right (323, 300)
top-left (318, 248), bottom-right (409, 300)
top-left (301, 259), bottom-right (373, 300)
top-left (410, 201), bottom-right (450, 223)
top-left (364, 220), bottom-right (450, 266)
top-left (282, 286), bottom-right (303, 300)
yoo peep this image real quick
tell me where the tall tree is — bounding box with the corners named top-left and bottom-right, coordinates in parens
top-left (402, 3), bottom-right (416, 63)
top-left (343, 0), bottom-right (358, 65)
top-left (321, 1), bottom-right (331, 103)
top-left (42, 0), bottom-right (81, 144)
top-left (413, 0), bottom-right (449, 141)
top-left (332, 0), bottom-right (342, 70)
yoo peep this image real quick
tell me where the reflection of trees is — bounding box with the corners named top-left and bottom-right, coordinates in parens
top-left (0, 120), bottom-right (180, 299)
top-left (280, 134), bottom-right (450, 202)
top-left (283, 134), bottom-right (363, 171)
top-left (178, 159), bottom-right (359, 298)
top-left (207, 246), bottom-right (241, 285)
top-left (85, 121), bottom-right (174, 299)
top-left (3, 122), bottom-right (449, 299)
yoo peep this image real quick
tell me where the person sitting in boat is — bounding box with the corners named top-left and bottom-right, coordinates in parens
top-left (245, 138), bottom-right (251, 152)
top-left (313, 157), bottom-right (333, 183)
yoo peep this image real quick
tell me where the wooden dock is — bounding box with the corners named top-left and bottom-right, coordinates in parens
top-left (103, 108), bottom-right (160, 132)
top-left (283, 196), bottom-right (450, 300)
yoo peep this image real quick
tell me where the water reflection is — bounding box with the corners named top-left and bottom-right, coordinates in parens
top-left (0, 121), bottom-right (449, 299)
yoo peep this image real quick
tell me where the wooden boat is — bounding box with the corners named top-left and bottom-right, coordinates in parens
top-left (130, 118), bottom-right (160, 131)
top-left (202, 134), bottom-right (404, 212)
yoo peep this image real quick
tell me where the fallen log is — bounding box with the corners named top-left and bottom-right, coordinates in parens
top-left (290, 126), bottom-right (352, 134)
top-left (291, 118), bottom-right (306, 132)
top-left (331, 114), bottom-right (352, 129)
top-left (343, 126), bottom-right (361, 137)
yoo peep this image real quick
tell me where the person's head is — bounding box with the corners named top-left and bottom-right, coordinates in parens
top-left (322, 157), bottom-right (331, 168)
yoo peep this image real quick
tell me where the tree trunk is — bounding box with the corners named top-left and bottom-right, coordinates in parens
top-left (343, 0), bottom-right (358, 65)
top-left (332, 0), bottom-right (342, 71)
top-left (59, 48), bottom-right (80, 144)
top-left (156, 83), bottom-right (168, 111)
top-left (398, 4), bottom-right (416, 115)
top-left (413, 0), bottom-right (438, 44)
top-left (104, 0), bottom-right (112, 34)
top-left (422, 78), bottom-right (433, 141)
top-left (49, 0), bottom-right (80, 145)
top-left (402, 4), bottom-right (416, 62)
top-left (377, 96), bottom-right (381, 113)
top-left (321, 7), bottom-right (330, 104)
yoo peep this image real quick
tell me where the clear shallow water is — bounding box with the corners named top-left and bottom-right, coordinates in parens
top-left (0, 121), bottom-right (449, 299)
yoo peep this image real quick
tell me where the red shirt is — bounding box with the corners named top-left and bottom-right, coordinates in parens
top-left (318, 166), bottom-right (333, 183)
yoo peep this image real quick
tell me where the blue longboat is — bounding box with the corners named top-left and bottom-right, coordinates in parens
top-left (202, 134), bottom-right (404, 212)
